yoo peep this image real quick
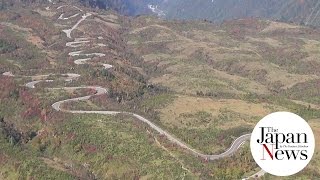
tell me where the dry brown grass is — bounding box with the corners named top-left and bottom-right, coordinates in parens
top-left (159, 95), bottom-right (274, 129)
top-left (129, 19), bottom-right (320, 98)
top-left (292, 100), bottom-right (320, 110)
top-left (247, 37), bottom-right (283, 48)
top-left (309, 119), bottom-right (320, 150)
top-left (261, 21), bottom-right (301, 33)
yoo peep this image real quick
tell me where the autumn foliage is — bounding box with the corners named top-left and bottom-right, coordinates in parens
top-left (19, 88), bottom-right (42, 120)
top-left (0, 76), bottom-right (16, 99)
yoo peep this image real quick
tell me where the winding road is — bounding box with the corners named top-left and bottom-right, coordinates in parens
top-left (2, 1), bottom-right (266, 178)
top-left (17, 76), bottom-right (252, 161)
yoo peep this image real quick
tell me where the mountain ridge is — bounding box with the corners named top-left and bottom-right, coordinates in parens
top-left (158, 0), bottom-right (320, 27)
top-left (2, 0), bottom-right (320, 27)
top-left (75, 0), bottom-right (320, 27)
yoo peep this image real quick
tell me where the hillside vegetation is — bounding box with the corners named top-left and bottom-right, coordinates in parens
top-left (0, 1), bottom-right (319, 179)
top-left (127, 16), bottom-right (320, 179)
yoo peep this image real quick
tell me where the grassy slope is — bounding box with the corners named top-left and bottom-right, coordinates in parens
top-left (0, 2), bottom-right (319, 180)
top-left (127, 16), bottom-right (320, 179)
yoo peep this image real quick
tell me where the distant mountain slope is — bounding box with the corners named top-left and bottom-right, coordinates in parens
top-left (80, 0), bottom-right (320, 27)
top-left (159, 0), bottom-right (320, 26)
top-left (2, 0), bottom-right (320, 26)
top-left (78, 0), bottom-right (159, 15)
top-left (78, 0), bottom-right (320, 27)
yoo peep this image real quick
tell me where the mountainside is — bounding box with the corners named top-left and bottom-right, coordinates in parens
top-left (74, 0), bottom-right (320, 27)
top-left (78, 0), bottom-right (159, 15)
top-left (0, 0), bottom-right (157, 15)
top-left (0, 0), bottom-right (320, 179)
top-left (158, 0), bottom-right (320, 26)
top-left (3, 0), bottom-right (320, 27)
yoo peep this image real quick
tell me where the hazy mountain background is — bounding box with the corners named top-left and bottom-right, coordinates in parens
top-left (75, 0), bottom-right (320, 27)
top-left (159, 0), bottom-right (320, 26)
top-left (78, 0), bottom-right (158, 15)
top-left (1, 0), bottom-right (320, 26)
